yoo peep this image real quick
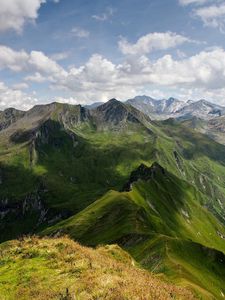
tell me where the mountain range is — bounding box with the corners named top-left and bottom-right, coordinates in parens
top-left (0, 98), bottom-right (225, 299)
top-left (127, 95), bottom-right (225, 120)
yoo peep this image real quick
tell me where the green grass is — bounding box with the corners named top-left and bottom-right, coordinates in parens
top-left (1, 103), bottom-right (225, 299)
top-left (0, 236), bottom-right (195, 300)
top-left (43, 165), bottom-right (225, 299)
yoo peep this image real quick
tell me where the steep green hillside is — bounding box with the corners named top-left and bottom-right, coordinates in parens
top-left (1, 101), bottom-right (225, 240)
top-left (178, 115), bottom-right (225, 146)
top-left (44, 163), bottom-right (225, 299)
top-left (1, 100), bottom-right (225, 299)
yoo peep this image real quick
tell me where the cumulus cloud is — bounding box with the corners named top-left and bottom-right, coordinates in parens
top-left (46, 48), bottom-right (225, 104)
top-left (0, 45), bottom-right (67, 82)
top-left (118, 32), bottom-right (193, 56)
top-left (28, 51), bottom-right (66, 77)
top-left (0, 81), bottom-right (37, 110)
top-left (1, 44), bottom-right (225, 105)
top-left (0, 0), bottom-right (45, 33)
top-left (0, 45), bottom-right (29, 71)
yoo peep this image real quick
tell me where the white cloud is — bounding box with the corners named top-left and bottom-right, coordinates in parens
top-left (0, 81), bottom-right (37, 110)
top-left (118, 32), bottom-right (193, 56)
top-left (25, 72), bottom-right (46, 82)
top-left (58, 48), bottom-right (225, 104)
top-left (178, 0), bottom-right (225, 32)
top-left (0, 45), bottom-right (67, 82)
top-left (1, 44), bottom-right (225, 106)
top-left (12, 82), bottom-right (29, 89)
top-left (0, 0), bottom-right (45, 33)
top-left (92, 7), bottom-right (115, 21)
top-left (194, 3), bottom-right (225, 31)
top-left (179, 0), bottom-right (209, 6)
top-left (28, 51), bottom-right (66, 77)
top-left (0, 45), bottom-right (29, 71)
top-left (71, 27), bottom-right (90, 38)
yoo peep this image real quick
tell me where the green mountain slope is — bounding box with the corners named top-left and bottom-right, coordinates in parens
top-left (43, 163), bottom-right (225, 299)
top-left (1, 101), bottom-right (225, 238)
top-left (1, 99), bottom-right (225, 299)
top-left (178, 115), bottom-right (225, 146)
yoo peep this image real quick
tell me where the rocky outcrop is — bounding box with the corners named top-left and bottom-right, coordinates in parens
top-left (0, 183), bottom-right (71, 237)
top-left (123, 162), bottom-right (166, 191)
top-left (0, 184), bottom-right (47, 221)
top-left (0, 108), bottom-right (25, 132)
top-left (90, 98), bottom-right (151, 130)
top-left (173, 150), bottom-right (185, 175)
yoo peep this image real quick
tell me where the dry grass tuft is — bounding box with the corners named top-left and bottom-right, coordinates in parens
top-left (0, 236), bottom-right (196, 299)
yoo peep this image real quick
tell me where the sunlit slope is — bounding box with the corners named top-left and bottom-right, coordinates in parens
top-left (44, 163), bottom-right (225, 299)
top-left (0, 236), bottom-right (195, 300)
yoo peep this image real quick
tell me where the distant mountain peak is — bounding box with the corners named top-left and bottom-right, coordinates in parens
top-left (108, 98), bottom-right (119, 102)
top-left (126, 95), bottom-right (225, 120)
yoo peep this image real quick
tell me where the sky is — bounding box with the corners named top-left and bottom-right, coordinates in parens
top-left (1, 0), bottom-right (225, 110)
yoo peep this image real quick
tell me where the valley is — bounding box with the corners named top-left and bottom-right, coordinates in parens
top-left (0, 98), bottom-right (225, 299)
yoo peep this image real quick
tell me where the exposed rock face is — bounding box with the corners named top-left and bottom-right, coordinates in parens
top-left (92, 99), bottom-right (137, 126)
top-left (0, 183), bottom-right (71, 237)
top-left (91, 98), bottom-right (151, 129)
top-left (0, 185), bottom-right (46, 221)
top-left (123, 162), bottom-right (165, 191)
top-left (0, 108), bottom-right (25, 131)
top-left (56, 104), bottom-right (90, 129)
top-left (8, 104), bottom-right (86, 151)
top-left (126, 96), bottom-right (185, 119)
top-left (126, 96), bottom-right (225, 120)
top-left (175, 99), bottom-right (225, 119)
top-left (173, 150), bottom-right (185, 175)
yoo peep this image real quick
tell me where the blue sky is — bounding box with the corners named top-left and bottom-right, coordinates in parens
top-left (1, 0), bottom-right (225, 109)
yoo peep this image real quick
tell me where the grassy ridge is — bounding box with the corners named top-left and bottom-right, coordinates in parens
top-left (43, 166), bottom-right (225, 299)
top-left (1, 102), bottom-right (225, 299)
top-left (0, 236), bottom-right (195, 300)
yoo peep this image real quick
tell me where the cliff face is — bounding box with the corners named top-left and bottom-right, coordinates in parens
top-left (123, 162), bottom-right (166, 191)
top-left (90, 98), bottom-right (151, 129)
top-left (0, 108), bottom-right (25, 131)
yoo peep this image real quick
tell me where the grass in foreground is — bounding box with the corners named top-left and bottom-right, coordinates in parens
top-left (0, 236), bottom-right (195, 300)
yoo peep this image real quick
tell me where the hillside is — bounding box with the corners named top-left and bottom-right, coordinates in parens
top-left (43, 162), bottom-right (225, 299)
top-left (0, 99), bottom-right (225, 299)
top-left (0, 236), bottom-right (195, 300)
top-left (179, 116), bottom-right (225, 145)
